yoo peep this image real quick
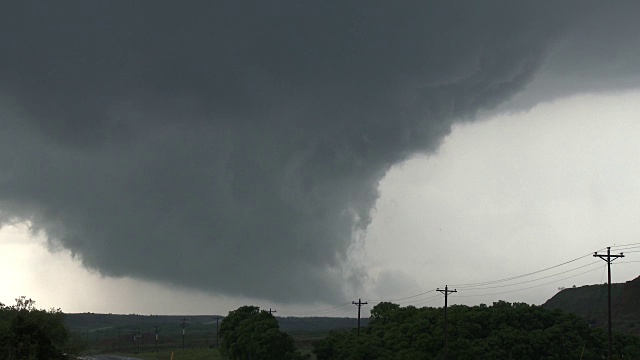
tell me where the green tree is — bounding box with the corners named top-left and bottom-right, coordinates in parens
top-left (219, 305), bottom-right (308, 360)
top-left (0, 297), bottom-right (72, 360)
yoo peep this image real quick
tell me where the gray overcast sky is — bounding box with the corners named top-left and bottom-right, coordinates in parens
top-left (0, 1), bottom-right (639, 316)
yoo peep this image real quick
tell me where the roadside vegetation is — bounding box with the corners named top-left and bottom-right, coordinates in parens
top-left (3, 296), bottom-right (640, 359)
top-left (313, 301), bottom-right (640, 360)
top-left (0, 296), bottom-right (78, 359)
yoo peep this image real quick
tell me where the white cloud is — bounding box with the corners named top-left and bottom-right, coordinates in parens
top-left (363, 90), bottom-right (640, 307)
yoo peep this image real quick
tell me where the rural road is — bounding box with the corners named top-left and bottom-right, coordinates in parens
top-left (80, 356), bottom-right (142, 360)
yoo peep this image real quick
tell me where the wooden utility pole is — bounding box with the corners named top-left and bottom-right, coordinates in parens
top-left (137, 330), bottom-right (141, 354)
top-left (213, 315), bottom-right (222, 348)
top-left (352, 299), bottom-right (368, 336)
top-left (154, 326), bottom-right (159, 353)
top-left (180, 318), bottom-right (188, 350)
top-left (594, 247), bottom-right (624, 360)
top-left (436, 285), bottom-right (457, 360)
top-left (269, 308), bottom-right (277, 315)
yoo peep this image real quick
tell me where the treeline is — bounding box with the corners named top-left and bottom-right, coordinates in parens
top-left (0, 297), bottom-right (78, 359)
top-left (313, 301), bottom-right (640, 360)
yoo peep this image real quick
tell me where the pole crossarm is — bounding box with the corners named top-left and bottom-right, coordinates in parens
top-left (436, 286), bottom-right (458, 296)
top-left (352, 299), bottom-right (368, 307)
top-left (594, 251), bottom-right (624, 263)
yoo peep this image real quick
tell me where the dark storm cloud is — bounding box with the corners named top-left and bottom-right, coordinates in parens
top-left (497, 1), bottom-right (640, 111)
top-left (0, 1), bottom-right (638, 303)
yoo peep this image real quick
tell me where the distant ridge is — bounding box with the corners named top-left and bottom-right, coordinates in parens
top-left (65, 312), bottom-right (364, 333)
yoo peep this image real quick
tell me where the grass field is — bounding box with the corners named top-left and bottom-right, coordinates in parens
top-left (67, 313), bottom-right (350, 359)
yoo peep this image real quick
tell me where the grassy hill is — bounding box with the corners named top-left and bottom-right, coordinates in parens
top-left (543, 275), bottom-right (640, 336)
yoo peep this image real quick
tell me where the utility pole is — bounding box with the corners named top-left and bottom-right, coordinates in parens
top-left (132, 330), bottom-right (141, 354)
top-left (436, 285), bottom-right (457, 360)
top-left (214, 316), bottom-right (222, 349)
top-left (154, 326), bottom-right (159, 353)
top-left (137, 330), bottom-right (142, 354)
top-left (181, 318), bottom-right (188, 351)
top-left (269, 308), bottom-right (277, 315)
top-left (352, 299), bottom-right (368, 336)
top-left (594, 247), bottom-right (624, 360)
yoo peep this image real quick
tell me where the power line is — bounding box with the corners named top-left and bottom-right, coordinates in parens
top-left (406, 294), bottom-right (443, 306)
top-left (362, 293), bottom-right (442, 310)
top-left (454, 265), bottom-right (604, 298)
top-left (395, 293), bottom-right (442, 307)
top-left (366, 288), bottom-right (438, 303)
top-left (451, 253), bottom-right (594, 288)
top-left (364, 257), bottom-right (596, 307)
top-left (610, 246), bottom-right (640, 251)
top-left (407, 296), bottom-right (443, 308)
top-left (279, 302), bottom-right (352, 317)
top-left (274, 247), bottom-right (631, 319)
top-left (371, 252), bottom-right (599, 306)
top-left (609, 242), bottom-right (640, 249)
top-left (458, 261), bottom-right (602, 291)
